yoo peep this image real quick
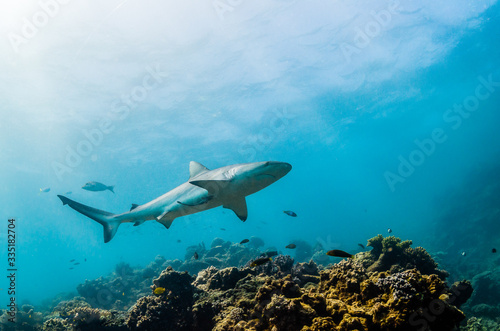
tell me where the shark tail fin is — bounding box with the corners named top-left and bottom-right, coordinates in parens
top-left (58, 195), bottom-right (120, 243)
top-left (107, 186), bottom-right (115, 193)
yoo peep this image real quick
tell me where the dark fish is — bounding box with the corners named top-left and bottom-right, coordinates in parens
top-left (250, 257), bottom-right (272, 267)
top-left (240, 239), bottom-right (250, 244)
top-left (326, 250), bottom-right (353, 258)
top-left (84, 258), bottom-right (87, 262)
top-left (74, 262), bottom-right (80, 265)
top-left (69, 267), bottom-right (74, 270)
top-left (387, 228), bottom-right (392, 233)
top-left (220, 228), bottom-right (226, 231)
top-left (493, 248), bottom-right (497, 253)
top-left (69, 259), bottom-right (76, 262)
top-left (82, 181), bottom-right (114, 193)
top-left (193, 252), bottom-right (199, 260)
top-left (358, 244), bottom-right (365, 250)
top-left (285, 244), bottom-right (296, 249)
top-left (283, 210), bottom-right (297, 217)
top-left (177, 239), bottom-right (181, 243)
top-left (260, 251), bottom-right (278, 258)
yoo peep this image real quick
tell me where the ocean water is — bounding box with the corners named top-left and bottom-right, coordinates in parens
top-left (1, 0), bottom-right (499, 311)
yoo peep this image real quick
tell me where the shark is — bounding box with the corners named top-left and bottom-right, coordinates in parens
top-left (57, 161), bottom-right (292, 243)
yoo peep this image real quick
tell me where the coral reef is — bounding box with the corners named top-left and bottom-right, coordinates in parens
top-left (358, 234), bottom-right (449, 279)
top-left (126, 267), bottom-right (194, 330)
top-left (6, 235), bottom-right (473, 331)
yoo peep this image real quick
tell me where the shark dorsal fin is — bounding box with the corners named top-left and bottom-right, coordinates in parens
top-left (189, 161), bottom-right (210, 179)
top-left (223, 198), bottom-right (248, 222)
top-left (130, 204), bottom-right (139, 211)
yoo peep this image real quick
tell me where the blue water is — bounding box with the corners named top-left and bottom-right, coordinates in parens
top-left (1, 0), bottom-right (500, 307)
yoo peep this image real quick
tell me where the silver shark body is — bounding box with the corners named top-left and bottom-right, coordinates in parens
top-left (58, 161), bottom-right (292, 242)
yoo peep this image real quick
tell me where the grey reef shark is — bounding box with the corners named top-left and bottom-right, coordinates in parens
top-left (58, 161), bottom-right (292, 243)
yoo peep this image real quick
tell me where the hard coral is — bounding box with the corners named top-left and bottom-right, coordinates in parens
top-left (363, 235), bottom-right (448, 279)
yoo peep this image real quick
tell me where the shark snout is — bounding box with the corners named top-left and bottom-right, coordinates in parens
top-left (262, 161), bottom-right (292, 179)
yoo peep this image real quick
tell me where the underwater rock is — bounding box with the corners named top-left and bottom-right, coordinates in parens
top-left (248, 236), bottom-right (265, 249)
top-left (126, 267), bottom-right (194, 330)
top-left (448, 280), bottom-right (473, 308)
top-left (291, 260), bottom-right (320, 286)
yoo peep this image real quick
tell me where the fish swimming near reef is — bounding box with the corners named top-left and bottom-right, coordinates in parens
top-left (387, 228), bottom-right (392, 233)
top-left (285, 244), bottom-right (296, 249)
top-left (358, 243), bottom-right (365, 250)
top-left (283, 210), bottom-right (297, 217)
top-left (326, 249), bottom-right (353, 258)
top-left (193, 252), bottom-right (199, 260)
top-left (240, 239), bottom-right (249, 244)
top-left (58, 161), bottom-right (292, 243)
top-left (82, 181), bottom-right (115, 193)
top-left (250, 257), bottom-right (272, 267)
top-left (153, 287), bottom-right (166, 295)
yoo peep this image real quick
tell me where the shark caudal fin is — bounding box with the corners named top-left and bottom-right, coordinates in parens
top-left (107, 186), bottom-right (115, 193)
top-left (57, 195), bottom-right (121, 243)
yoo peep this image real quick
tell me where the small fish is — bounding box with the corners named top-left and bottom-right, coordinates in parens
top-left (69, 259), bottom-right (76, 262)
top-left (69, 267), bottom-right (74, 270)
top-left (285, 244), bottom-right (296, 249)
top-left (220, 228), bottom-right (226, 231)
top-left (177, 239), bottom-right (181, 243)
top-left (40, 187), bottom-right (50, 193)
top-left (82, 181), bottom-right (114, 193)
top-left (387, 228), bottom-right (392, 233)
top-left (153, 287), bottom-right (166, 295)
top-left (326, 250), bottom-right (353, 258)
top-left (358, 244), bottom-right (365, 250)
top-left (74, 262), bottom-right (80, 265)
top-left (193, 252), bottom-right (199, 260)
top-left (260, 251), bottom-right (278, 258)
top-left (240, 239), bottom-right (250, 244)
top-left (122, 292), bottom-right (125, 296)
top-left (461, 251), bottom-right (466, 257)
top-left (250, 257), bottom-right (272, 267)
top-left (283, 210), bottom-right (297, 217)
top-left (84, 258), bottom-right (87, 262)
top-left (65, 191), bottom-right (72, 195)
top-left (493, 248), bottom-right (497, 253)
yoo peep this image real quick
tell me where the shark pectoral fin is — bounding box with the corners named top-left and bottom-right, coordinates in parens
top-left (223, 198), bottom-right (248, 222)
top-left (156, 211), bottom-right (175, 229)
top-left (189, 180), bottom-right (230, 195)
top-left (130, 204), bottom-right (140, 211)
top-left (133, 220), bottom-right (145, 226)
top-left (189, 161), bottom-right (210, 179)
